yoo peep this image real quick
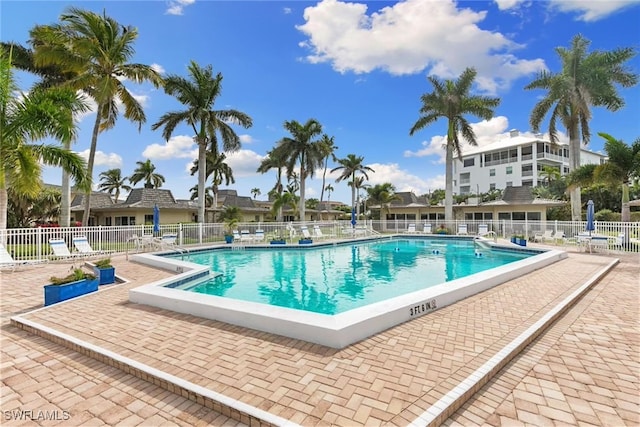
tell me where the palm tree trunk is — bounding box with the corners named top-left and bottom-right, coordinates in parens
top-left (621, 182), bottom-right (630, 222)
top-left (351, 173), bottom-right (357, 226)
top-left (197, 141), bottom-right (206, 223)
top-left (568, 121), bottom-right (582, 221)
top-left (82, 110), bottom-right (102, 226)
top-left (444, 137), bottom-right (454, 222)
top-left (60, 139), bottom-right (71, 227)
top-left (299, 165), bottom-right (306, 222)
top-left (0, 187), bottom-right (7, 235)
top-left (320, 158), bottom-right (328, 220)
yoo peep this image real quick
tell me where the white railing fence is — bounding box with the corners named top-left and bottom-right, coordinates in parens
top-left (1, 218), bottom-right (638, 261)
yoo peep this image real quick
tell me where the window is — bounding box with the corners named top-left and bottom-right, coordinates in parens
top-left (527, 212), bottom-right (541, 221)
top-left (463, 158), bottom-right (475, 167)
top-left (512, 212), bottom-right (526, 221)
top-left (489, 169), bottom-right (495, 177)
top-left (144, 214), bottom-right (154, 224)
top-left (460, 186), bottom-right (471, 195)
top-left (104, 217), bottom-right (112, 226)
top-left (506, 166), bottom-right (513, 174)
top-left (115, 216), bottom-right (136, 226)
top-left (489, 183), bottom-right (496, 190)
top-left (506, 181), bottom-right (513, 187)
top-left (460, 172), bottom-right (470, 184)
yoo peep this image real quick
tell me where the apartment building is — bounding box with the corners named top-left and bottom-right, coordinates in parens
top-left (453, 129), bottom-right (607, 195)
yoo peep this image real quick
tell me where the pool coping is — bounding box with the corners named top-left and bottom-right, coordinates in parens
top-left (129, 236), bottom-right (567, 348)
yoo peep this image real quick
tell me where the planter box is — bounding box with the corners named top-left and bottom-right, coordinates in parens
top-left (270, 240), bottom-right (286, 245)
top-left (93, 266), bottom-right (116, 285)
top-left (224, 235), bottom-right (234, 244)
top-left (514, 238), bottom-right (527, 246)
top-left (44, 278), bottom-right (99, 306)
top-left (298, 239), bottom-right (313, 245)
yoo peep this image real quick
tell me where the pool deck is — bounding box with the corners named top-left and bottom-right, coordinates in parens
top-left (1, 240), bottom-right (638, 426)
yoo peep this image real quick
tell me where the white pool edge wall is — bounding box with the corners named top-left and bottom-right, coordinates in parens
top-left (129, 243), bottom-right (568, 349)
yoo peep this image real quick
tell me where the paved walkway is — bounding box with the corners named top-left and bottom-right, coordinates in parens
top-left (1, 247), bottom-right (638, 426)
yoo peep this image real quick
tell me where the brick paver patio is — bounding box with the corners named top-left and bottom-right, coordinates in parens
top-left (1, 244), bottom-right (638, 426)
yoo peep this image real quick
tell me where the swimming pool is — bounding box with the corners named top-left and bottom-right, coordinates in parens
top-left (129, 236), bottom-right (567, 348)
top-left (171, 239), bottom-right (531, 315)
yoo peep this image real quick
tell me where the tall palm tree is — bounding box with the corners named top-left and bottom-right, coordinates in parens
top-left (410, 67), bottom-right (500, 221)
top-left (318, 134), bottom-right (338, 211)
top-left (190, 151), bottom-right (235, 210)
top-left (539, 166), bottom-right (561, 187)
top-left (276, 119), bottom-right (323, 221)
top-left (152, 61), bottom-right (252, 224)
top-left (30, 7), bottom-right (163, 225)
top-left (525, 34), bottom-right (638, 220)
top-left (568, 133), bottom-right (640, 222)
top-left (324, 184), bottom-right (334, 204)
top-left (331, 154), bottom-right (374, 222)
top-left (129, 159), bottom-right (165, 189)
top-left (271, 190), bottom-right (298, 221)
top-left (189, 184), bottom-right (213, 207)
top-left (0, 48), bottom-right (90, 231)
top-left (251, 188), bottom-right (261, 199)
top-left (2, 42), bottom-right (79, 227)
top-left (98, 168), bottom-right (131, 202)
top-left (257, 147), bottom-right (288, 221)
top-left (348, 175), bottom-right (368, 217)
top-left (366, 183), bottom-right (401, 224)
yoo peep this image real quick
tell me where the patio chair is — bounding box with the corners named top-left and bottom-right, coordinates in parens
top-left (422, 223), bottom-right (432, 234)
top-left (72, 236), bottom-right (112, 257)
top-left (130, 234), bottom-right (155, 252)
top-left (0, 243), bottom-right (48, 271)
top-left (300, 226), bottom-right (312, 239)
top-left (153, 233), bottom-right (178, 249)
top-left (405, 223), bottom-right (416, 233)
top-left (477, 224), bottom-right (489, 236)
top-left (49, 238), bottom-right (85, 260)
top-left (533, 230), bottom-right (554, 243)
top-left (457, 224), bottom-right (468, 235)
top-left (240, 230), bottom-right (253, 243)
top-left (253, 229), bottom-right (265, 243)
top-left (232, 230), bottom-right (241, 242)
top-left (313, 225), bottom-right (334, 240)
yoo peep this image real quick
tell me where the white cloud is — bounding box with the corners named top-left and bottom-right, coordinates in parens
top-left (239, 134), bottom-right (254, 144)
top-left (367, 163), bottom-right (444, 196)
top-left (166, 0), bottom-right (195, 15)
top-left (150, 63), bottom-right (166, 75)
top-left (142, 135), bottom-right (198, 160)
top-left (548, 0), bottom-right (638, 21)
top-left (283, 7), bottom-right (292, 14)
top-left (494, 0), bottom-right (526, 11)
top-left (296, 0), bottom-right (546, 94)
top-left (224, 149), bottom-right (264, 178)
top-left (77, 149), bottom-right (123, 168)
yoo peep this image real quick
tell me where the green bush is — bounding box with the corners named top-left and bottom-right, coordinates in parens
top-left (49, 268), bottom-right (96, 286)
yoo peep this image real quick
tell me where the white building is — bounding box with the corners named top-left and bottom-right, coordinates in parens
top-left (453, 129), bottom-right (607, 195)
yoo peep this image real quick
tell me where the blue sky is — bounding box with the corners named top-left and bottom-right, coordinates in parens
top-left (2, 0), bottom-right (639, 205)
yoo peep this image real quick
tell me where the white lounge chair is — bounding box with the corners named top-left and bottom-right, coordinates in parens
top-left (457, 224), bottom-right (468, 235)
top-left (232, 230), bottom-right (241, 242)
top-left (477, 224), bottom-right (489, 236)
top-left (130, 234), bottom-right (155, 251)
top-left (72, 236), bottom-right (112, 256)
top-left (423, 223), bottom-right (432, 234)
top-left (240, 230), bottom-right (253, 243)
top-left (300, 226), bottom-right (312, 239)
top-left (253, 229), bottom-right (265, 243)
top-left (405, 223), bottom-right (416, 233)
top-left (0, 243), bottom-right (48, 271)
top-left (153, 233), bottom-right (178, 249)
top-left (533, 230), bottom-right (554, 243)
top-left (49, 238), bottom-right (85, 260)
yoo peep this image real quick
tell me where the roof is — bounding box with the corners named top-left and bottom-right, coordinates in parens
top-left (72, 188), bottom-right (198, 211)
top-left (70, 193), bottom-right (115, 210)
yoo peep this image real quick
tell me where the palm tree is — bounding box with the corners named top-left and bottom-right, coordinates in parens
top-left (257, 147), bottom-right (288, 221)
top-left (324, 184), bottom-right (334, 204)
top-left (152, 61), bottom-right (252, 224)
top-left (30, 7), bottom-right (163, 225)
top-left (98, 168), bottom-right (131, 202)
top-left (366, 183), bottom-right (400, 223)
top-left (568, 133), bottom-right (640, 222)
top-left (276, 119), bottom-right (324, 221)
top-left (0, 48), bottom-right (90, 231)
top-left (331, 154), bottom-right (375, 223)
top-left (318, 134), bottom-right (338, 212)
top-left (348, 176), bottom-right (368, 217)
top-left (271, 190), bottom-right (298, 221)
top-left (251, 188), bottom-right (261, 199)
top-left (525, 34), bottom-right (638, 220)
top-left (410, 67), bottom-right (500, 221)
top-left (7, 186), bottom-right (61, 228)
top-left (129, 159), bottom-right (165, 189)
top-left (2, 42), bottom-right (79, 227)
top-left (189, 184), bottom-right (214, 207)
top-left (190, 151), bottom-right (235, 210)
top-left (539, 166), bottom-right (562, 187)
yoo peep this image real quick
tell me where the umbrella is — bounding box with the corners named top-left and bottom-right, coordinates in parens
top-left (586, 199), bottom-right (595, 236)
top-left (153, 204), bottom-right (160, 234)
top-left (351, 207), bottom-right (356, 228)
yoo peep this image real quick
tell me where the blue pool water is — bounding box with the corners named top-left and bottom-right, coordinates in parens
top-left (169, 238), bottom-right (531, 315)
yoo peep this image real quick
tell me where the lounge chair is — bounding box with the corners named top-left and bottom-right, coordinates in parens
top-left (253, 229), bottom-right (265, 243)
top-left (130, 234), bottom-right (155, 251)
top-left (232, 230), bottom-right (241, 242)
top-left (240, 230), bottom-right (253, 243)
top-left (300, 226), bottom-right (312, 239)
top-left (312, 225), bottom-right (331, 240)
top-left (0, 243), bottom-right (48, 271)
top-left (72, 236), bottom-right (112, 256)
top-left (153, 233), bottom-right (178, 249)
top-left (49, 238), bottom-right (85, 260)
top-left (405, 223), bottom-right (416, 233)
top-left (422, 223), bottom-right (432, 234)
top-left (457, 224), bottom-right (468, 235)
top-left (533, 229), bottom-right (554, 243)
top-left (477, 224), bottom-right (489, 236)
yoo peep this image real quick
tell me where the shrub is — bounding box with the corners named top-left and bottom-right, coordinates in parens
top-left (49, 268), bottom-right (96, 286)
